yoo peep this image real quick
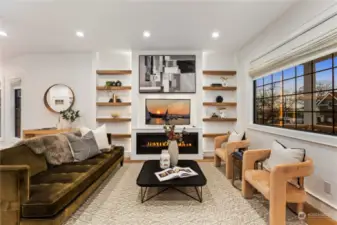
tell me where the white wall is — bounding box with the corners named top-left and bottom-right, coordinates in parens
top-left (3, 53), bottom-right (96, 137)
top-left (95, 50), bottom-right (238, 156)
top-left (237, 0), bottom-right (337, 219)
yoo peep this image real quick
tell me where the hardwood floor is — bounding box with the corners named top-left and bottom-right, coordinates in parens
top-left (303, 203), bottom-right (337, 225)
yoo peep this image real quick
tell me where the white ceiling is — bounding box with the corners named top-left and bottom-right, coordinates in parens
top-left (0, 0), bottom-right (297, 58)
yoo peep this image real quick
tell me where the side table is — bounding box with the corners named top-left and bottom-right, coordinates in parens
top-left (231, 151), bottom-right (244, 190)
top-left (231, 150), bottom-right (263, 190)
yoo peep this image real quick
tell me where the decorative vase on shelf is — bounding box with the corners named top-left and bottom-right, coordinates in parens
top-left (216, 96), bottom-right (223, 103)
top-left (168, 140), bottom-right (179, 167)
top-left (221, 77), bottom-right (228, 87)
top-left (160, 150), bottom-right (170, 169)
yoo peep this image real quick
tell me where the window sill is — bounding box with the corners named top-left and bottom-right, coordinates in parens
top-left (248, 124), bottom-right (337, 148)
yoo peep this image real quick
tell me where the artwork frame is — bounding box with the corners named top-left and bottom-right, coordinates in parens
top-left (139, 55), bottom-right (196, 94)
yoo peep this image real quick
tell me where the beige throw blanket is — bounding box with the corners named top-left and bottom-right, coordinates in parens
top-left (15, 134), bottom-right (74, 165)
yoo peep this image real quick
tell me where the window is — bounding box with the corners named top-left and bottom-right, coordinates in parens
top-left (14, 89), bottom-right (21, 138)
top-left (254, 53), bottom-right (336, 135)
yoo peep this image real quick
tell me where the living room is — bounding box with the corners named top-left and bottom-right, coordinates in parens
top-left (0, 0), bottom-right (337, 225)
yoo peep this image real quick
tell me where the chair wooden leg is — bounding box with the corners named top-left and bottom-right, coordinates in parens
top-left (269, 197), bottom-right (286, 225)
top-left (297, 203), bottom-right (304, 214)
top-left (214, 154), bottom-right (221, 167)
top-left (226, 156), bottom-right (233, 179)
top-left (242, 179), bottom-right (254, 199)
top-left (270, 175), bottom-right (287, 225)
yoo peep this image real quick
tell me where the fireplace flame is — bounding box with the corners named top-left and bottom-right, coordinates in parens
top-left (146, 141), bottom-right (192, 148)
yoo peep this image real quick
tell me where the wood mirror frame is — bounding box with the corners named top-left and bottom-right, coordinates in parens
top-left (44, 84), bottom-right (75, 113)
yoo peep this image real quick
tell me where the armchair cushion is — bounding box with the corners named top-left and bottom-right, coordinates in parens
top-left (245, 169), bottom-right (307, 203)
top-left (215, 148), bottom-right (227, 161)
top-left (263, 141), bottom-right (306, 188)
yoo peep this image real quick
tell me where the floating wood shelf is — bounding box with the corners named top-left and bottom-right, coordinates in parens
top-left (96, 70), bottom-right (132, 75)
top-left (96, 86), bottom-right (131, 90)
top-left (96, 102), bottom-right (131, 106)
top-left (96, 118), bottom-right (131, 122)
top-left (110, 134), bottom-right (131, 139)
top-left (203, 70), bottom-right (236, 76)
top-left (203, 118), bottom-right (237, 122)
top-left (203, 102), bottom-right (237, 107)
top-left (203, 133), bottom-right (227, 138)
top-left (203, 86), bottom-right (236, 91)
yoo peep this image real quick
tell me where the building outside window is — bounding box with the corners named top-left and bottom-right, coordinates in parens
top-left (254, 53), bottom-right (337, 135)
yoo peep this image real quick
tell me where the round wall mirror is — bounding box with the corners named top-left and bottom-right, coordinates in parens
top-left (44, 84), bottom-right (75, 113)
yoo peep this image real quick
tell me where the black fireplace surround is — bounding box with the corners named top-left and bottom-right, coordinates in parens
top-left (136, 132), bottom-right (198, 154)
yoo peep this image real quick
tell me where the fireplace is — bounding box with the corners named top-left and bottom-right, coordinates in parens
top-left (136, 132), bottom-right (198, 155)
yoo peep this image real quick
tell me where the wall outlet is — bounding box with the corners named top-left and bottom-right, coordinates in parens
top-left (324, 181), bottom-right (331, 195)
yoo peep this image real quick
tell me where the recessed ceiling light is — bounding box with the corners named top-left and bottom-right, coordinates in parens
top-left (76, 31), bottom-right (84, 38)
top-left (143, 30), bottom-right (151, 38)
top-left (212, 31), bottom-right (220, 39)
top-left (0, 30), bottom-right (8, 37)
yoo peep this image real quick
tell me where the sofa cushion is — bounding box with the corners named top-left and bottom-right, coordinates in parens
top-left (21, 148), bottom-right (123, 218)
top-left (0, 145), bottom-right (47, 176)
top-left (15, 134), bottom-right (74, 165)
top-left (64, 131), bottom-right (100, 162)
top-left (80, 124), bottom-right (110, 151)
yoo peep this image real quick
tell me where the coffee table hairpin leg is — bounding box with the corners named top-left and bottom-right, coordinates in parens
top-left (141, 187), bottom-right (169, 203)
top-left (140, 186), bottom-right (203, 203)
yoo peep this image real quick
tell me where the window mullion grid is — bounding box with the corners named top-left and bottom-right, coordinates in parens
top-left (271, 75), bottom-right (274, 126)
top-left (262, 80), bottom-right (265, 125)
top-left (311, 60), bottom-right (314, 132)
top-left (295, 67), bottom-right (297, 130)
top-left (332, 54), bottom-right (335, 134)
top-left (281, 71), bottom-right (284, 127)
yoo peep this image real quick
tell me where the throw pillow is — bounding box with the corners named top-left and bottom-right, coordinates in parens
top-left (64, 131), bottom-right (101, 162)
top-left (263, 140), bottom-right (306, 188)
top-left (228, 131), bottom-right (245, 142)
top-left (80, 124), bottom-right (110, 151)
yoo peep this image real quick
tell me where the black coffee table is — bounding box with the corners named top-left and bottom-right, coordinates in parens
top-left (136, 160), bottom-right (207, 203)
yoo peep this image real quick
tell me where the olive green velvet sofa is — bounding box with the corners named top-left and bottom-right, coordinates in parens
top-left (0, 142), bottom-right (124, 225)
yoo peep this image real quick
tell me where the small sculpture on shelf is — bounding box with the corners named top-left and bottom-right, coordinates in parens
top-left (219, 108), bottom-right (227, 118)
top-left (211, 112), bottom-right (219, 118)
top-left (221, 77), bottom-right (228, 87)
top-left (109, 93), bottom-right (118, 103)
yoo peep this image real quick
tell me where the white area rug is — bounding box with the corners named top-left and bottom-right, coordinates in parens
top-left (64, 163), bottom-right (303, 225)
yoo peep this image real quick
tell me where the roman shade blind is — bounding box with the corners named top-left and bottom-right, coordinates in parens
top-left (249, 11), bottom-right (337, 79)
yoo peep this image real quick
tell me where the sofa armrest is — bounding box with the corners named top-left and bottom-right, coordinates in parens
top-left (272, 157), bottom-right (314, 180)
top-left (0, 165), bottom-right (30, 225)
top-left (243, 149), bottom-right (271, 172)
top-left (214, 134), bottom-right (229, 150)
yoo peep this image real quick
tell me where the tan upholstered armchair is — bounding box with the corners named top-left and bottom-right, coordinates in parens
top-left (213, 134), bottom-right (250, 179)
top-left (242, 149), bottom-right (314, 225)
